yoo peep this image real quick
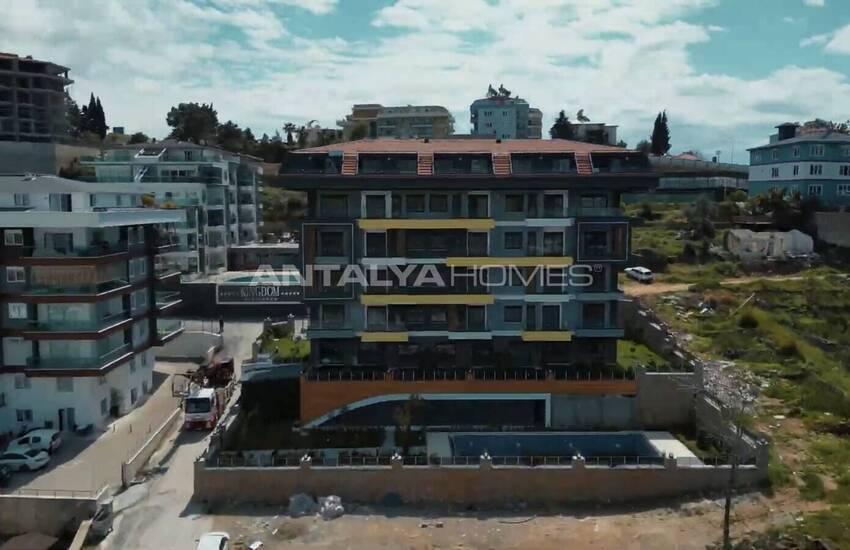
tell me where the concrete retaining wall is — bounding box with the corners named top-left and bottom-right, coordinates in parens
top-left (194, 460), bottom-right (766, 506)
top-left (121, 407), bottom-right (181, 485)
top-left (0, 494), bottom-right (98, 537)
top-left (550, 395), bottom-right (637, 429)
top-left (635, 371), bottom-right (697, 429)
top-left (155, 331), bottom-right (222, 363)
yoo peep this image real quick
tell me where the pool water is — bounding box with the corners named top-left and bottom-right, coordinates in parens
top-left (450, 432), bottom-right (660, 459)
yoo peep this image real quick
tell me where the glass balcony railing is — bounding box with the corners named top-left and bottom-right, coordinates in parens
top-left (155, 291), bottom-right (182, 307)
top-left (22, 241), bottom-right (129, 259)
top-left (23, 278), bottom-right (130, 296)
top-left (576, 207), bottom-right (622, 217)
top-left (26, 342), bottom-right (132, 370)
top-left (156, 319), bottom-right (184, 337)
top-left (154, 265), bottom-right (181, 279)
top-left (16, 310), bottom-right (131, 332)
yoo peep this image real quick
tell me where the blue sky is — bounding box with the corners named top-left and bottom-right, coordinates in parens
top-left (2, 0), bottom-right (850, 159)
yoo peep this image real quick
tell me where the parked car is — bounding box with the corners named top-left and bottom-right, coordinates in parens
top-left (625, 266), bottom-right (654, 283)
top-left (197, 532), bottom-right (230, 550)
top-left (0, 449), bottom-right (50, 472)
top-left (7, 429), bottom-right (62, 454)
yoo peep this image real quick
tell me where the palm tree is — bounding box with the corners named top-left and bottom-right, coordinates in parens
top-left (283, 123), bottom-right (297, 145)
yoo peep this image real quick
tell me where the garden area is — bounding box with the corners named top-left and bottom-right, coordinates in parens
top-left (643, 274), bottom-right (850, 547)
top-left (259, 321), bottom-right (310, 362)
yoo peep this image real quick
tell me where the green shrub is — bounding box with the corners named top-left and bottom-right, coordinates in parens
top-left (739, 310), bottom-right (759, 329)
top-left (800, 469), bottom-right (827, 501)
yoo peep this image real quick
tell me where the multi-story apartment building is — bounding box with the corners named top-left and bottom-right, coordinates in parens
top-left (338, 104), bottom-right (454, 140)
top-left (470, 88), bottom-right (542, 139)
top-left (0, 175), bottom-right (184, 434)
top-left (749, 122), bottom-right (850, 206)
top-left (277, 138), bottom-right (656, 427)
top-left (0, 53), bottom-right (72, 143)
top-left (81, 141), bottom-right (262, 275)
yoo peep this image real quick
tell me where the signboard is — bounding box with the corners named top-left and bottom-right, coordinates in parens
top-left (216, 283), bottom-right (303, 305)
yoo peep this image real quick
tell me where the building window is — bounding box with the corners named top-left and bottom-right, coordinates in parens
top-left (543, 231), bottom-right (564, 255)
top-left (810, 164), bottom-right (823, 176)
top-left (4, 229), bottom-right (23, 246)
top-left (793, 165), bottom-right (800, 176)
top-left (771, 167), bottom-right (779, 178)
top-left (57, 378), bottom-right (74, 392)
top-left (14, 374), bottom-right (30, 389)
top-left (141, 353), bottom-right (148, 367)
top-left (98, 376), bottom-right (107, 386)
top-left (405, 194), bottom-right (425, 213)
top-left (771, 149), bottom-right (779, 160)
top-left (364, 194), bottom-right (387, 218)
top-left (840, 165), bottom-right (850, 177)
top-left (810, 144), bottom-right (825, 156)
top-left (16, 409), bottom-right (33, 423)
top-left (843, 146), bottom-right (850, 157)
top-left (142, 381), bottom-right (149, 394)
top-left (753, 153), bottom-right (761, 163)
top-left (6, 266), bottom-right (25, 283)
top-left (129, 358), bottom-right (136, 373)
top-left (837, 184), bottom-right (850, 196)
top-left (319, 194), bottom-right (348, 218)
top-left (318, 230), bottom-right (345, 256)
top-left (365, 232), bottom-right (387, 257)
top-left (13, 193), bottom-right (29, 206)
top-left (467, 232), bottom-right (488, 256)
top-left (505, 194), bottom-right (524, 213)
top-left (130, 388), bottom-right (138, 404)
top-left (320, 304), bottom-right (345, 327)
top-left (100, 398), bottom-right (108, 416)
top-left (793, 146), bottom-right (800, 158)
top-left (429, 194), bottom-right (448, 213)
top-left (504, 231), bottom-right (523, 250)
top-left (366, 306), bottom-right (388, 330)
top-left (504, 305), bottom-right (523, 323)
top-left (8, 303), bottom-right (27, 319)
top-left (808, 184), bottom-right (823, 196)
top-left (467, 193), bottom-right (489, 217)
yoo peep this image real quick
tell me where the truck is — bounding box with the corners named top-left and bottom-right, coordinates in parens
top-left (183, 388), bottom-right (220, 430)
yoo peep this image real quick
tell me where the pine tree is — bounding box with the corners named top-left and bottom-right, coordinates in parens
top-left (84, 93), bottom-right (97, 135)
top-left (94, 96), bottom-right (107, 139)
top-left (650, 111), bottom-right (671, 156)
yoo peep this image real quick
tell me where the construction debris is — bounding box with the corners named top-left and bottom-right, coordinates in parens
top-left (287, 493), bottom-right (317, 518)
top-left (318, 495), bottom-right (345, 520)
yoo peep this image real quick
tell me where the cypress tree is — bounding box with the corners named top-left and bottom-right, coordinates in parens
top-left (95, 96), bottom-right (107, 138)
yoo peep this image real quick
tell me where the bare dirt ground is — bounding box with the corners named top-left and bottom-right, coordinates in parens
top-left (624, 273), bottom-right (826, 297)
top-left (209, 489), bottom-right (825, 550)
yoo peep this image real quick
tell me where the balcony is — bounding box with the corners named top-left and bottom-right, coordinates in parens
top-left (7, 310), bottom-right (132, 333)
top-left (154, 265), bottom-right (181, 281)
top-left (18, 242), bottom-right (130, 264)
top-left (156, 319), bottom-right (185, 344)
top-left (26, 342), bottom-right (133, 372)
top-left (510, 153), bottom-right (576, 175)
top-left (22, 278), bottom-right (131, 298)
top-left (155, 291), bottom-right (182, 311)
top-left (576, 207), bottom-right (622, 217)
top-left (280, 153), bottom-right (342, 175)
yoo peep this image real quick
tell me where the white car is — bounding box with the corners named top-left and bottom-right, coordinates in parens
top-left (7, 429), bottom-right (62, 454)
top-left (197, 532), bottom-right (230, 550)
top-left (625, 266), bottom-right (654, 283)
top-left (0, 449), bottom-right (50, 472)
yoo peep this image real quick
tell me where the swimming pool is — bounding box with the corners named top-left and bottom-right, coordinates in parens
top-left (449, 432), bottom-right (661, 459)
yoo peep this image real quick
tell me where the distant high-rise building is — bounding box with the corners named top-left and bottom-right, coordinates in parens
top-left (470, 85), bottom-right (542, 139)
top-left (0, 53), bottom-right (72, 143)
top-left (338, 104), bottom-right (454, 140)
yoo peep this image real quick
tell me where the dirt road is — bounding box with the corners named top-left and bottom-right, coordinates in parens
top-left (623, 273), bottom-right (828, 297)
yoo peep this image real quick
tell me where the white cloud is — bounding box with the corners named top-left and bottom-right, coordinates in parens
top-left (803, 0), bottom-right (825, 6)
top-left (1, 0), bottom-right (848, 156)
top-left (801, 23), bottom-right (850, 54)
top-left (783, 16), bottom-right (797, 23)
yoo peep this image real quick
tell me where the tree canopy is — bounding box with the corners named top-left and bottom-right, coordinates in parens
top-left (650, 111), bottom-right (671, 156)
top-left (166, 102), bottom-right (219, 144)
top-left (549, 110), bottom-right (574, 140)
top-left (127, 131), bottom-right (149, 144)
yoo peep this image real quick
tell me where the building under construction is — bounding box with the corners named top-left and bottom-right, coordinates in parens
top-left (0, 52), bottom-right (72, 142)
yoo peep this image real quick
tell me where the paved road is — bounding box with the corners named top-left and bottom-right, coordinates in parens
top-left (101, 322), bottom-right (263, 549)
top-left (6, 362), bottom-right (192, 494)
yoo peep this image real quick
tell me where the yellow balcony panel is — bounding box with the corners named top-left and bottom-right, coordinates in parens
top-left (521, 331), bottom-right (573, 342)
top-left (361, 331), bottom-right (409, 343)
top-left (360, 294), bottom-right (495, 306)
top-left (358, 218), bottom-right (495, 231)
top-left (446, 256), bottom-right (574, 267)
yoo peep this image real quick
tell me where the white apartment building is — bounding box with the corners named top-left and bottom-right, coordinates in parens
top-left (81, 141), bottom-right (262, 275)
top-left (0, 175), bottom-right (184, 435)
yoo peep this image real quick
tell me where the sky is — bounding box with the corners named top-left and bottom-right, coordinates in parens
top-left (2, 0), bottom-right (850, 161)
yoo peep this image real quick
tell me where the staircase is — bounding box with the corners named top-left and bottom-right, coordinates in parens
top-left (575, 153), bottom-right (593, 175)
top-left (341, 153), bottom-right (358, 176)
top-left (418, 153), bottom-right (433, 176)
top-left (492, 153), bottom-right (512, 176)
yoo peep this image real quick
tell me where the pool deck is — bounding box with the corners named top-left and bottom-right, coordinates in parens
top-left (425, 431), bottom-right (701, 464)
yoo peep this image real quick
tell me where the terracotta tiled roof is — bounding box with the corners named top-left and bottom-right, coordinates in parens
top-left (293, 138), bottom-right (632, 155)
